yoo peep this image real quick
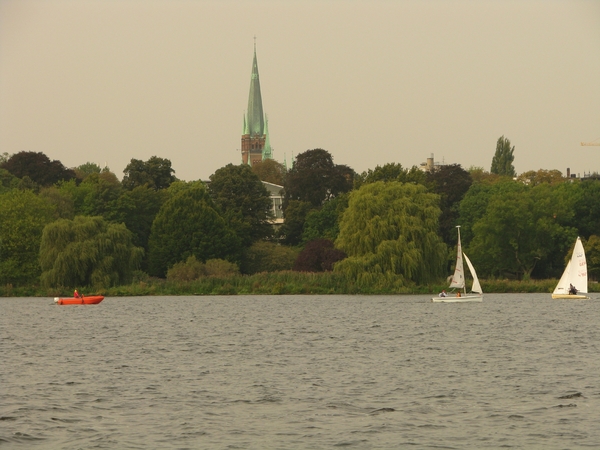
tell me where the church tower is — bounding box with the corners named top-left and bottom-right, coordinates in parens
top-left (241, 42), bottom-right (272, 165)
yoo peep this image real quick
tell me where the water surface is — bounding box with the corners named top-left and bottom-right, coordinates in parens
top-left (2, 294), bottom-right (599, 449)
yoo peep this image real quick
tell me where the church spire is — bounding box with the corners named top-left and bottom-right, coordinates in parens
top-left (246, 40), bottom-right (264, 137)
top-left (262, 115), bottom-right (272, 160)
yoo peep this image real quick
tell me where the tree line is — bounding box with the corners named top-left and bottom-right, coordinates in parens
top-left (1, 135), bottom-right (599, 292)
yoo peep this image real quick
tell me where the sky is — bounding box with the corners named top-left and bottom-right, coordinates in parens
top-left (1, 0), bottom-right (599, 182)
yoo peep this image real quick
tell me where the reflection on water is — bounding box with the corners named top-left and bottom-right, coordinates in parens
top-left (2, 294), bottom-right (600, 449)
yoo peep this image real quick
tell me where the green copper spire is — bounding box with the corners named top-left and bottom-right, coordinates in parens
top-left (246, 42), bottom-right (264, 136)
top-left (262, 115), bottom-right (272, 160)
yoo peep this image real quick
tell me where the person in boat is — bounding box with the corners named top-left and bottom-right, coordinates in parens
top-left (439, 290), bottom-right (447, 297)
top-left (569, 284), bottom-right (578, 295)
top-left (74, 289), bottom-right (80, 298)
top-left (456, 291), bottom-right (461, 297)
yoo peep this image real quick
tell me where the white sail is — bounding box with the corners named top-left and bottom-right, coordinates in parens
top-left (449, 227), bottom-right (465, 289)
top-left (553, 237), bottom-right (588, 295)
top-left (463, 253), bottom-right (482, 294)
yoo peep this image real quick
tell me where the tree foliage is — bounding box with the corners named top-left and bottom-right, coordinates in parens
top-left (113, 185), bottom-right (166, 265)
top-left (301, 194), bottom-right (349, 244)
top-left (517, 169), bottom-right (565, 186)
top-left (39, 186), bottom-right (75, 220)
top-left (490, 136), bottom-right (516, 177)
top-left (0, 190), bottom-right (56, 285)
top-left (74, 162), bottom-right (106, 180)
top-left (0, 168), bottom-right (23, 193)
top-left (355, 163), bottom-right (426, 189)
top-left (572, 179), bottom-right (600, 239)
top-left (57, 172), bottom-right (122, 220)
top-left (585, 235), bottom-right (600, 281)
top-left (122, 156), bottom-right (177, 190)
top-left (209, 164), bottom-right (273, 247)
top-left (167, 256), bottom-right (239, 281)
top-left (458, 179), bottom-right (524, 245)
top-left (39, 216), bottom-right (143, 288)
top-left (293, 239), bottom-right (347, 272)
top-left (335, 181), bottom-right (447, 284)
top-left (277, 200), bottom-right (313, 246)
top-left (251, 159), bottom-right (286, 185)
top-left (466, 183), bottom-right (576, 279)
top-left (0, 151), bottom-right (76, 188)
top-left (241, 241), bottom-right (299, 274)
top-left (147, 184), bottom-right (241, 277)
top-left (426, 164), bottom-right (472, 244)
top-left (283, 149), bottom-right (353, 209)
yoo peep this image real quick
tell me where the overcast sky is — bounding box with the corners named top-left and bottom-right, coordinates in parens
top-left (1, 0), bottom-right (599, 182)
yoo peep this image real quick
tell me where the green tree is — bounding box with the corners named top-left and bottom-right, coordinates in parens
top-left (283, 149), bottom-right (353, 209)
top-left (0, 151), bottom-right (76, 187)
top-left (301, 193), bottom-right (349, 244)
top-left (251, 159), bottom-right (286, 185)
top-left (517, 169), bottom-right (564, 186)
top-left (57, 172), bottom-right (122, 220)
top-left (147, 184), bottom-right (241, 277)
top-left (585, 235), bottom-right (600, 281)
top-left (39, 186), bottom-right (75, 220)
top-left (241, 241), bottom-right (299, 274)
top-left (122, 156), bottom-right (177, 190)
top-left (572, 179), bottom-right (600, 239)
top-left (74, 162), bottom-right (103, 180)
top-left (167, 256), bottom-right (239, 281)
top-left (113, 185), bottom-right (166, 266)
top-left (0, 190), bottom-right (55, 285)
top-left (39, 216), bottom-right (144, 288)
top-left (0, 168), bottom-right (22, 193)
top-left (209, 164), bottom-right (273, 247)
top-left (277, 200), bottom-right (313, 246)
top-left (467, 184), bottom-right (574, 279)
top-left (355, 163), bottom-right (426, 189)
top-left (426, 164), bottom-right (473, 244)
top-left (335, 181), bottom-right (447, 284)
top-left (490, 136), bottom-right (516, 177)
top-left (458, 178), bottom-right (523, 245)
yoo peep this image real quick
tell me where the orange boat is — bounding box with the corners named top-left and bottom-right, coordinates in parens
top-left (54, 296), bottom-right (104, 305)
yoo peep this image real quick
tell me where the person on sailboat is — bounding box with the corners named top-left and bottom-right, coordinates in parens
top-left (74, 289), bottom-right (80, 298)
top-left (456, 292), bottom-right (461, 297)
top-left (569, 284), bottom-right (577, 295)
top-left (439, 290), bottom-right (447, 297)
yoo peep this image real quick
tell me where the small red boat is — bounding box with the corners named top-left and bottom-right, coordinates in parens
top-left (54, 296), bottom-right (104, 305)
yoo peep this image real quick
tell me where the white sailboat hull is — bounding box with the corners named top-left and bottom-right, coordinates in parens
top-left (431, 294), bottom-right (482, 303)
top-left (551, 293), bottom-right (590, 300)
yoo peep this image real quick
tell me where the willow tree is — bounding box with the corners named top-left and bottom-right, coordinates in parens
top-left (39, 216), bottom-right (144, 288)
top-left (334, 181), bottom-right (447, 285)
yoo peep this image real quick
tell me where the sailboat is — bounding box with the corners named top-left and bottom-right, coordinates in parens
top-left (432, 226), bottom-right (483, 303)
top-left (552, 237), bottom-right (589, 299)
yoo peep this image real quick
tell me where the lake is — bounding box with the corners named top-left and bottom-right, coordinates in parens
top-left (1, 294), bottom-right (599, 449)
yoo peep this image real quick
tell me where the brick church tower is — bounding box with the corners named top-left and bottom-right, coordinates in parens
top-left (241, 42), bottom-right (272, 165)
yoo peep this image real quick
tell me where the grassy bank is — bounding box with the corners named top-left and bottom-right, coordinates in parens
top-left (3, 271), bottom-right (596, 297)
